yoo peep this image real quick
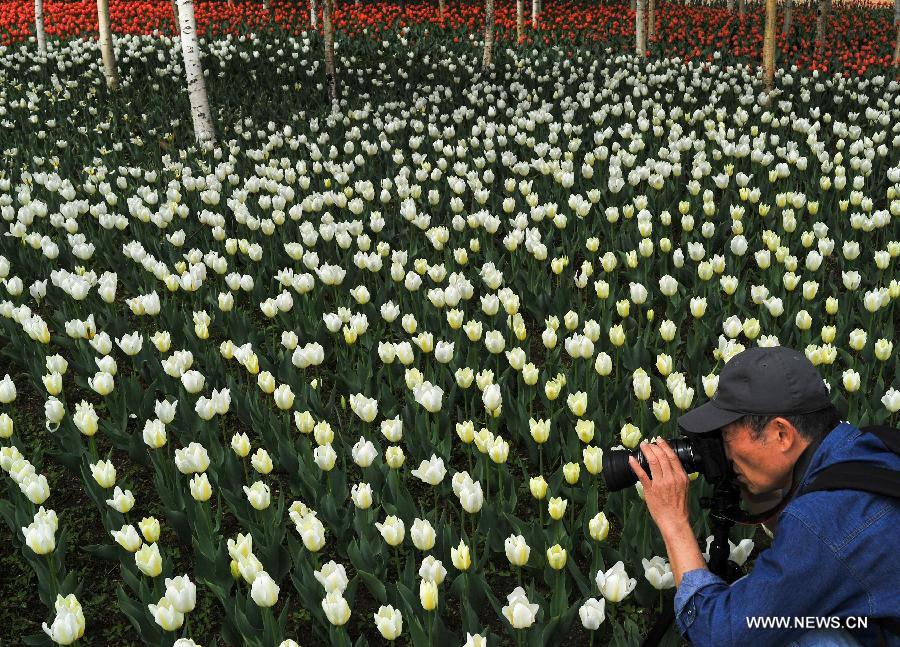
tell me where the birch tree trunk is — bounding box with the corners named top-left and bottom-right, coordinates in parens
top-left (323, 0), bottom-right (337, 110)
top-left (895, 0), bottom-right (900, 66)
top-left (782, 0), bottom-right (793, 38)
top-left (177, 0), bottom-right (216, 142)
top-left (726, 0), bottom-right (734, 11)
top-left (531, 0), bottom-right (538, 27)
top-left (34, 0), bottom-right (47, 55)
top-left (635, 0), bottom-right (646, 57)
top-left (815, 0), bottom-right (831, 59)
top-left (648, 0), bottom-right (656, 43)
top-left (763, 0), bottom-right (777, 93)
top-left (439, 0), bottom-right (445, 20)
top-left (482, 0), bottom-right (494, 70)
top-left (737, 0), bottom-right (745, 17)
top-left (97, 0), bottom-right (119, 90)
top-left (516, 0), bottom-right (524, 42)
top-left (895, 22), bottom-right (900, 67)
top-left (171, 0), bottom-right (180, 33)
top-left (311, 0), bottom-right (317, 28)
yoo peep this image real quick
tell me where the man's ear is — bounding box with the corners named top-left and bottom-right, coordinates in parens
top-left (771, 417), bottom-right (802, 451)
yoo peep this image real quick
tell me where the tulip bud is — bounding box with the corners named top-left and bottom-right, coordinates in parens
top-left (135, 543), bottom-right (163, 577)
top-left (385, 445), bottom-right (405, 469)
top-left (504, 534), bottom-right (531, 566)
top-left (90, 459), bottom-right (117, 489)
top-left (652, 399), bottom-right (671, 423)
top-left (419, 579), bottom-right (438, 612)
top-left (111, 524), bottom-right (143, 552)
top-left (376, 516), bottom-right (405, 547)
top-left (251, 571), bottom-right (280, 607)
top-left (0, 413), bottom-right (12, 439)
top-left (548, 497), bottom-right (567, 521)
top-left (589, 512), bottom-right (610, 541)
top-left (529, 475), bottom-right (548, 499)
top-left (595, 561), bottom-right (637, 603)
top-left (848, 329), bottom-right (867, 351)
top-left (594, 352), bottom-right (613, 376)
top-left (546, 544), bottom-right (567, 570)
top-left (410, 518), bottom-right (436, 551)
top-left (563, 462), bottom-right (580, 485)
top-left (374, 605), bottom-right (403, 641)
top-left (620, 423), bottom-right (642, 449)
top-left (874, 339), bottom-right (893, 361)
top-left (148, 596), bottom-right (184, 632)
top-left (841, 369), bottom-right (861, 393)
top-left (583, 446), bottom-right (603, 475)
top-left (529, 418), bottom-right (550, 444)
top-left (452, 541), bottom-right (472, 571)
top-left (580, 597), bottom-right (606, 630)
top-left (575, 419), bottom-right (595, 443)
top-left (882, 388), bottom-right (900, 413)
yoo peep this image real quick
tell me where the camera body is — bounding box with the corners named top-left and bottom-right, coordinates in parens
top-left (602, 432), bottom-right (734, 491)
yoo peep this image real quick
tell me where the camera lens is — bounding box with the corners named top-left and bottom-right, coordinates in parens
top-left (601, 439), bottom-right (698, 492)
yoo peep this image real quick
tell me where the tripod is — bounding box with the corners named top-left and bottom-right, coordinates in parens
top-left (639, 480), bottom-right (760, 647)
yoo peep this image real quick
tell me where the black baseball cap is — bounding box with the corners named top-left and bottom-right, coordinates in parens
top-left (677, 346), bottom-right (832, 435)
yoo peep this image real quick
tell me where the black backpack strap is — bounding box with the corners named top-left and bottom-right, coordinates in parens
top-left (860, 426), bottom-right (900, 456)
top-left (803, 461), bottom-right (900, 498)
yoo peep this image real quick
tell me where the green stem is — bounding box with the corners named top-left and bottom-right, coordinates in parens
top-left (47, 553), bottom-right (58, 599)
top-left (471, 515), bottom-right (478, 567)
top-left (433, 485), bottom-right (439, 524)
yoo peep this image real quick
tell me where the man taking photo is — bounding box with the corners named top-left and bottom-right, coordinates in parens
top-left (630, 346), bottom-right (900, 646)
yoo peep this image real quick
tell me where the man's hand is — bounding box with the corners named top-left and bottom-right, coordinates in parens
top-left (628, 438), bottom-right (691, 534)
top-left (629, 438), bottom-right (707, 586)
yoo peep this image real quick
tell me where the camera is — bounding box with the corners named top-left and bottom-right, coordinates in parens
top-left (602, 432), bottom-right (735, 491)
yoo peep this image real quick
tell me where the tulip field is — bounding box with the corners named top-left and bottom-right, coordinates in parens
top-left (0, 0), bottom-right (898, 644)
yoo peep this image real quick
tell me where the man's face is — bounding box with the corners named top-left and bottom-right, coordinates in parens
top-left (721, 421), bottom-right (795, 495)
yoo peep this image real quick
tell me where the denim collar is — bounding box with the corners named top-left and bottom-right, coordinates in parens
top-left (791, 421), bottom-right (852, 497)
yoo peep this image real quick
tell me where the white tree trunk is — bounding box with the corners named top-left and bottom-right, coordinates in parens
top-left (482, 0), bottom-right (494, 70)
top-left (34, 0), bottom-right (47, 55)
top-left (726, 0), bottom-right (734, 10)
top-left (171, 0), bottom-right (180, 32)
top-left (323, 0), bottom-right (337, 110)
top-left (439, 0), bottom-right (445, 20)
top-left (895, 22), bottom-right (900, 67)
top-left (516, 0), bottom-right (524, 42)
top-left (782, 0), bottom-right (793, 37)
top-left (531, 0), bottom-right (538, 27)
top-left (816, 0), bottom-right (831, 57)
top-left (738, 0), bottom-right (745, 17)
top-left (636, 0), bottom-right (646, 56)
top-left (763, 0), bottom-right (776, 92)
top-left (648, 0), bottom-right (655, 43)
top-left (311, 0), bottom-right (317, 28)
top-left (895, 0), bottom-right (900, 66)
top-left (177, 0), bottom-right (216, 142)
top-left (97, 0), bottom-right (119, 90)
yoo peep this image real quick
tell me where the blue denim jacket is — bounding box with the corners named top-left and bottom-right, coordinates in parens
top-left (674, 422), bottom-right (900, 647)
